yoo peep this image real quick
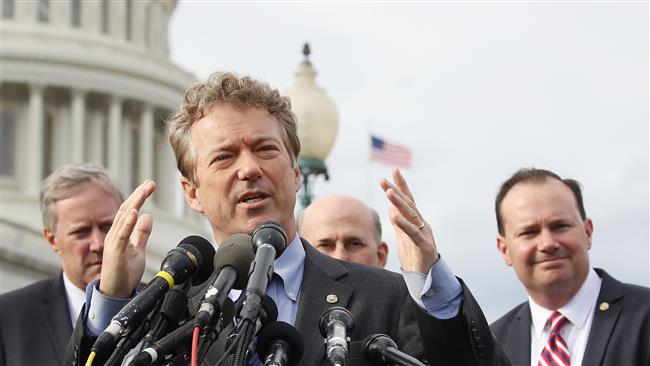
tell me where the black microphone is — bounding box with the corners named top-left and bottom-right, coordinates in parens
top-left (238, 222), bottom-right (287, 323)
top-left (129, 298), bottom-right (236, 366)
top-left (363, 334), bottom-right (425, 366)
top-left (232, 222), bottom-right (287, 366)
top-left (195, 234), bottom-right (255, 329)
top-left (319, 307), bottom-right (354, 366)
top-left (256, 321), bottom-right (304, 366)
top-left (128, 321), bottom-right (193, 366)
top-left (235, 294), bottom-right (279, 334)
top-left (90, 236), bottom-right (215, 362)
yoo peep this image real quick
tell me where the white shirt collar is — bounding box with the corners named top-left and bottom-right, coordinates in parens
top-left (529, 268), bottom-right (602, 340)
top-left (62, 271), bottom-right (87, 328)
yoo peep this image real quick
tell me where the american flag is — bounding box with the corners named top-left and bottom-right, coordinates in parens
top-left (370, 135), bottom-right (411, 168)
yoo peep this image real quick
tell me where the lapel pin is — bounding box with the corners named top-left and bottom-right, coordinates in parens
top-left (599, 302), bottom-right (609, 311)
top-left (326, 294), bottom-right (338, 304)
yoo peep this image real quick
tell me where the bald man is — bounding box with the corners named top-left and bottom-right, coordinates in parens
top-left (298, 195), bottom-right (389, 268)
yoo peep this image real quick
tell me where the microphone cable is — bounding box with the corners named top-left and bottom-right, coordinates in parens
top-left (196, 298), bottom-right (235, 365)
top-left (190, 326), bottom-right (201, 366)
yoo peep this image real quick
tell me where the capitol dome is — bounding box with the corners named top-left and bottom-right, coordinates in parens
top-left (0, 0), bottom-right (211, 291)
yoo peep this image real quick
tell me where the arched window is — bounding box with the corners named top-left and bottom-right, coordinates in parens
top-left (125, 0), bottom-right (132, 41)
top-left (2, 0), bottom-right (14, 19)
top-left (101, 0), bottom-right (109, 33)
top-left (37, 0), bottom-right (49, 23)
top-left (1, 109), bottom-right (16, 177)
top-left (71, 0), bottom-right (81, 28)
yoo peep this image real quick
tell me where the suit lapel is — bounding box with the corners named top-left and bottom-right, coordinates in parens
top-left (41, 273), bottom-right (73, 364)
top-left (582, 269), bottom-right (623, 366)
top-left (509, 303), bottom-right (533, 366)
top-left (294, 240), bottom-right (355, 365)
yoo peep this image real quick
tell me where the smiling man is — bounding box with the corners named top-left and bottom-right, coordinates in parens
top-left (491, 168), bottom-right (650, 366)
top-left (0, 164), bottom-right (123, 366)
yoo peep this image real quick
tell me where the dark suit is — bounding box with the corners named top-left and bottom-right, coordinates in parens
top-left (67, 240), bottom-right (510, 365)
top-left (491, 268), bottom-right (650, 366)
top-left (0, 273), bottom-right (73, 366)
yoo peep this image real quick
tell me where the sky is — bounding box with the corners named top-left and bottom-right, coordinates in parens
top-left (169, 1), bottom-right (649, 322)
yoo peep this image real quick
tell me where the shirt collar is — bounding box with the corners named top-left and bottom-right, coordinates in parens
top-left (273, 233), bottom-right (305, 301)
top-left (529, 268), bottom-right (602, 340)
top-left (62, 271), bottom-right (86, 327)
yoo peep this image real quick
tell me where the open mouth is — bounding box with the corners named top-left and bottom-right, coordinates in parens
top-left (239, 192), bottom-right (269, 204)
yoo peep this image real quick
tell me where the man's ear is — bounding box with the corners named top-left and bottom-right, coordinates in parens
top-left (496, 235), bottom-right (513, 267)
top-left (181, 176), bottom-right (204, 214)
top-left (584, 218), bottom-right (594, 250)
top-left (377, 241), bottom-right (389, 268)
top-left (44, 228), bottom-right (61, 256)
top-left (293, 161), bottom-right (302, 193)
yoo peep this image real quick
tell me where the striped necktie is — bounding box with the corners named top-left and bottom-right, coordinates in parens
top-left (538, 311), bottom-right (571, 366)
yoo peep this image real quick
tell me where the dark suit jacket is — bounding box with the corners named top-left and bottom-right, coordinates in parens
top-left (67, 239), bottom-right (510, 366)
top-left (491, 268), bottom-right (650, 366)
top-left (0, 273), bottom-right (73, 366)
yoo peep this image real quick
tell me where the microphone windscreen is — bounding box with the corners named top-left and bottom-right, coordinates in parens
top-left (256, 321), bottom-right (304, 365)
top-left (179, 235), bottom-right (216, 285)
top-left (260, 295), bottom-right (278, 326)
top-left (213, 234), bottom-right (255, 289)
top-left (252, 221), bottom-right (287, 257)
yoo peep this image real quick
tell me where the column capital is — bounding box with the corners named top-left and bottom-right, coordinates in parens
top-left (71, 88), bottom-right (88, 98)
top-left (29, 83), bottom-right (46, 93)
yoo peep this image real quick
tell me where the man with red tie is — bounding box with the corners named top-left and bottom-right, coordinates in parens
top-left (490, 168), bottom-right (650, 366)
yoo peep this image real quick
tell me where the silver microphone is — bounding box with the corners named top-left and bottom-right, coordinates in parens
top-left (319, 307), bottom-right (354, 366)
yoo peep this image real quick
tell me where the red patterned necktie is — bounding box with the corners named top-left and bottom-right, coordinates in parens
top-left (538, 311), bottom-right (571, 366)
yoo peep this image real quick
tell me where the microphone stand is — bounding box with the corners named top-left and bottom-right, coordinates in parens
top-left (364, 334), bottom-right (425, 366)
top-left (142, 282), bottom-right (192, 348)
top-left (196, 298), bottom-right (235, 365)
top-left (105, 321), bottom-right (149, 366)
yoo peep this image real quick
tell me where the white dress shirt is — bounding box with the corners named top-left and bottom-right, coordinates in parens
top-left (529, 268), bottom-right (602, 366)
top-left (62, 271), bottom-right (87, 328)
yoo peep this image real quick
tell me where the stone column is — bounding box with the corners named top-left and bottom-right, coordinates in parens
top-left (139, 104), bottom-right (154, 183)
top-left (26, 84), bottom-right (44, 195)
top-left (107, 96), bottom-right (122, 181)
top-left (70, 89), bottom-right (86, 163)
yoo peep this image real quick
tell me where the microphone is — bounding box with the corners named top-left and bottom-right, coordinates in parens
top-left (128, 299), bottom-right (236, 366)
top-left (363, 334), bottom-right (425, 366)
top-left (195, 234), bottom-right (255, 329)
top-left (233, 222), bottom-right (287, 366)
top-left (128, 321), bottom-right (193, 366)
top-left (238, 222), bottom-right (287, 323)
top-left (319, 307), bottom-right (354, 366)
top-left (90, 236), bottom-right (215, 362)
top-left (256, 321), bottom-right (304, 366)
top-left (235, 294), bottom-right (279, 334)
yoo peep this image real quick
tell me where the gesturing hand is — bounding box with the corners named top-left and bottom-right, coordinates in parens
top-left (380, 168), bottom-right (438, 274)
top-left (99, 180), bottom-right (156, 299)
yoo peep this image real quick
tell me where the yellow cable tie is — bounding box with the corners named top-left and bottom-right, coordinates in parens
top-left (155, 270), bottom-right (174, 288)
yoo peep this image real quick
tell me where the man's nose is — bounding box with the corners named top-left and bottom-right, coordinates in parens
top-left (538, 229), bottom-right (560, 252)
top-left (90, 229), bottom-right (105, 252)
top-left (332, 244), bottom-right (350, 261)
top-left (236, 151), bottom-right (263, 181)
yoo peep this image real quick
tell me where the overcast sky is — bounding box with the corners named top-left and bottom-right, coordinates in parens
top-left (169, 1), bottom-right (649, 322)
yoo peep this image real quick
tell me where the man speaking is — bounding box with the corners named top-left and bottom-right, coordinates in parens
top-left (66, 72), bottom-right (509, 365)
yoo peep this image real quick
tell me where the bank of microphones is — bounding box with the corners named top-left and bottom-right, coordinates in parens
top-left (85, 221), bottom-right (422, 366)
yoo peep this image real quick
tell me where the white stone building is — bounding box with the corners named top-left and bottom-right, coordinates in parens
top-left (0, 0), bottom-right (212, 292)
